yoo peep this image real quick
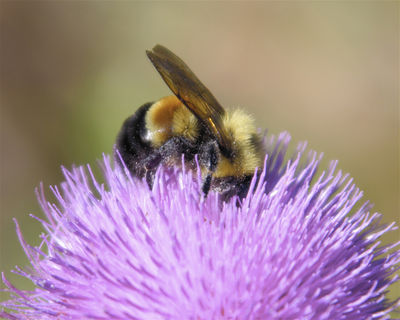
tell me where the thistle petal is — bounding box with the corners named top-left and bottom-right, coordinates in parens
top-left (2, 133), bottom-right (399, 320)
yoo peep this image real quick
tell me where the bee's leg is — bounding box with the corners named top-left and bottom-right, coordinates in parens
top-left (159, 136), bottom-right (195, 162)
top-left (145, 170), bottom-right (154, 189)
top-left (202, 174), bottom-right (212, 196)
top-left (200, 140), bottom-right (219, 196)
top-left (144, 152), bottom-right (162, 171)
top-left (142, 152), bottom-right (162, 188)
top-left (143, 137), bottom-right (194, 189)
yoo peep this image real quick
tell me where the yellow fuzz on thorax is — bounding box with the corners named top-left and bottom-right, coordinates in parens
top-left (145, 96), bottom-right (181, 147)
top-left (171, 105), bottom-right (199, 142)
top-left (146, 96), bottom-right (200, 147)
top-left (213, 109), bottom-right (262, 178)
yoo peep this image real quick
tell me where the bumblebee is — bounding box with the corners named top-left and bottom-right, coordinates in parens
top-left (116, 45), bottom-right (264, 199)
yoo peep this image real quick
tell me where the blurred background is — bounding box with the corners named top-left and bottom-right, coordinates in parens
top-left (1, 2), bottom-right (398, 303)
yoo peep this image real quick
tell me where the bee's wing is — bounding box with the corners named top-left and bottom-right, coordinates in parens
top-left (146, 44), bottom-right (232, 155)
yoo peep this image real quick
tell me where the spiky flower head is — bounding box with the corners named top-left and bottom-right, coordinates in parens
top-left (1, 132), bottom-right (399, 319)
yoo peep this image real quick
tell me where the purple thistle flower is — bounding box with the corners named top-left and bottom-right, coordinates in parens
top-left (1, 132), bottom-right (399, 319)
